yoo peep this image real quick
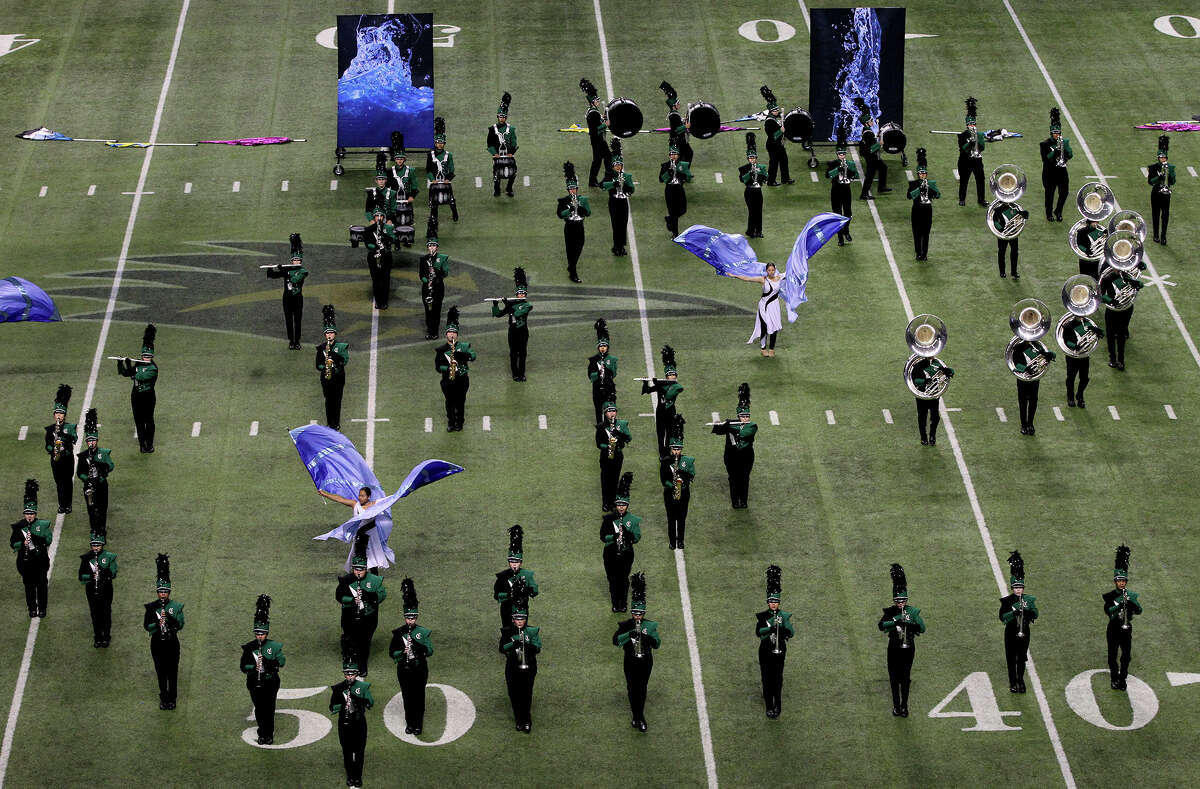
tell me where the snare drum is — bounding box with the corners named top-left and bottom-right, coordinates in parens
top-left (879, 122), bottom-right (907, 154)
top-left (687, 102), bottom-right (721, 139)
top-left (782, 107), bottom-right (814, 143)
top-left (494, 156), bottom-right (517, 179)
top-left (429, 181), bottom-right (453, 205)
top-left (395, 204), bottom-right (414, 227)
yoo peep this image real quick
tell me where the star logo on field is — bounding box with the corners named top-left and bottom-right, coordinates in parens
top-left (1141, 272), bottom-right (1176, 288)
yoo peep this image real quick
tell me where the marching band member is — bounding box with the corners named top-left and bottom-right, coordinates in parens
top-left (487, 92), bottom-right (518, 197)
top-left (266, 234), bottom-right (308, 349)
top-left (363, 206), bottom-right (395, 310)
top-left (660, 415), bottom-right (695, 550)
top-left (386, 133), bottom-right (419, 226)
top-left (912, 357), bottom-right (953, 446)
top-left (1102, 268), bottom-right (1142, 371)
top-left (907, 148), bottom-right (940, 261)
top-left (760, 86), bottom-right (792, 185)
top-left (998, 551), bottom-right (1037, 694)
top-left (78, 523), bottom-right (116, 647)
top-left (992, 200), bottom-right (1029, 279)
top-left (826, 127), bottom-right (857, 246)
top-left (731, 263), bottom-right (783, 356)
top-left (1102, 545), bottom-right (1142, 691)
top-left (1149, 134), bottom-right (1174, 244)
top-left (588, 319), bottom-right (618, 424)
top-left (613, 573), bottom-right (660, 732)
top-left (365, 168), bottom-right (398, 226)
top-left (329, 652), bottom-right (374, 787)
top-left (117, 324), bottom-right (158, 453)
top-left (11, 480), bottom-right (51, 618)
top-left (335, 530), bottom-right (387, 678)
top-left (1012, 341), bottom-right (1055, 435)
top-left (143, 553), bottom-right (184, 710)
top-left (420, 218), bottom-right (449, 340)
top-left (712, 384), bottom-right (757, 509)
top-left (1075, 220), bottom-right (1104, 280)
top-left (75, 408), bottom-right (113, 536)
top-left (601, 139), bottom-right (634, 255)
top-left (662, 81), bottom-right (694, 168)
top-left (660, 134), bottom-right (693, 236)
top-left (314, 306), bottom-right (349, 431)
top-left (957, 97), bottom-right (987, 206)
top-left (739, 133), bottom-right (767, 238)
top-left (241, 594), bottom-right (285, 745)
top-left (601, 473), bottom-right (640, 613)
top-left (44, 383), bottom-right (76, 513)
top-left (434, 306), bottom-right (476, 432)
top-left (491, 267), bottom-right (532, 381)
top-left (581, 79), bottom-right (611, 188)
top-left (557, 162), bottom-right (591, 283)
top-left (756, 565), bottom-right (793, 719)
top-left (1040, 108), bottom-right (1072, 222)
top-left (499, 576), bottom-right (540, 733)
top-left (389, 578), bottom-right (432, 736)
top-left (641, 345), bottom-right (684, 458)
top-left (425, 116), bottom-right (459, 222)
top-left (493, 525), bottom-right (539, 626)
top-left (596, 384), bottom-right (632, 513)
top-left (878, 563), bottom-right (924, 718)
top-left (858, 109), bottom-right (890, 200)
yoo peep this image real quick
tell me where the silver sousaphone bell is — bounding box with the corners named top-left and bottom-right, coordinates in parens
top-left (1055, 275), bottom-right (1103, 358)
top-left (903, 314), bottom-right (951, 399)
top-left (1076, 182), bottom-right (1115, 222)
top-left (1107, 210), bottom-right (1147, 243)
top-left (1103, 230), bottom-right (1144, 273)
top-left (1005, 298), bottom-right (1053, 381)
top-left (987, 164), bottom-right (1027, 239)
top-left (1068, 217), bottom-right (1106, 261)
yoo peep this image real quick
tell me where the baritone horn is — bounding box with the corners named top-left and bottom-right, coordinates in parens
top-left (987, 164), bottom-right (1027, 239)
top-left (1076, 182), bottom-right (1115, 221)
top-left (1055, 275), bottom-right (1103, 358)
top-left (903, 314), bottom-right (951, 399)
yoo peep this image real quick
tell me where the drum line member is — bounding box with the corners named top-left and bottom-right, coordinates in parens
top-left (557, 162), bottom-right (591, 283)
top-left (878, 563), bottom-right (925, 718)
top-left (907, 148), bottom-right (940, 261)
top-left (1149, 134), bottom-right (1174, 244)
top-left (11, 480), bottom-right (51, 618)
top-left (613, 572), bottom-right (660, 732)
top-left (45, 383), bottom-right (76, 514)
top-left (434, 306), bottom-right (476, 432)
top-left (426, 116), bottom-right (459, 223)
top-left (858, 112), bottom-right (890, 200)
top-left (491, 267), bottom-right (532, 381)
top-left (420, 217), bottom-right (449, 340)
top-left (588, 319), bottom-right (618, 425)
top-left (912, 357), bottom-right (953, 446)
top-left (711, 383), bottom-right (757, 509)
top-left (756, 565), bottom-right (794, 719)
top-left (117, 324), bottom-right (158, 453)
top-left (601, 139), bottom-right (634, 255)
top-left (739, 133), bottom-right (767, 238)
top-left (329, 652), bottom-right (374, 788)
top-left (1039, 108), bottom-right (1072, 222)
top-left (1076, 219), bottom-right (1105, 280)
top-left (79, 522), bottom-right (116, 647)
top-left (660, 134), bottom-right (693, 237)
top-left (389, 577), bottom-right (432, 736)
top-left (386, 133), bottom-right (419, 242)
top-left (363, 205), bottom-right (395, 310)
top-left (1102, 544), bottom-right (1142, 692)
top-left (493, 524), bottom-right (539, 626)
top-left (601, 472), bottom-right (640, 613)
top-left (580, 78), bottom-right (611, 188)
top-left (826, 127), bottom-right (857, 246)
top-left (760, 86), bottom-right (792, 186)
top-left (144, 553), bottom-right (184, 710)
top-left (365, 168), bottom-right (398, 227)
top-left (315, 305), bottom-right (349, 431)
top-left (957, 97), bottom-right (987, 207)
top-left (487, 91), bottom-right (518, 197)
top-left (75, 408), bottom-right (113, 537)
top-left (999, 551), bottom-right (1037, 694)
top-left (992, 200), bottom-right (1029, 279)
top-left (499, 576), bottom-right (540, 733)
top-left (335, 530), bottom-right (387, 678)
top-left (661, 81), bottom-right (694, 169)
top-left (641, 345), bottom-right (683, 459)
top-left (1012, 339), bottom-right (1055, 436)
top-left (660, 414), bottom-right (695, 550)
top-left (266, 234), bottom-right (308, 349)
top-left (241, 594), bottom-right (285, 745)
top-left (596, 383), bottom-right (631, 513)
top-left (730, 263), bottom-right (783, 356)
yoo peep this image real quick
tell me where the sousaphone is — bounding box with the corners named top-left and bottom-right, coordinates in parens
top-left (1103, 230), bottom-right (1144, 273)
top-left (987, 164), bottom-right (1027, 239)
top-left (1098, 266), bottom-right (1142, 312)
top-left (1076, 182), bottom-right (1115, 222)
top-left (1005, 298), bottom-right (1053, 381)
top-left (1055, 275), bottom-right (1103, 358)
top-left (1107, 210), bottom-right (1147, 243)
top-left (903, 314), bottom-right (951, 399)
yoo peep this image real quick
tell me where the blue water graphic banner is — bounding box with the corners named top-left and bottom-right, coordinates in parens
top-left (809, 8), bottom-right (905, 142)
top-left (337, 14), bottom-right (435, 148)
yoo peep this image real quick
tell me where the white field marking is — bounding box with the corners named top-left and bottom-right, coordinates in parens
top-left (638, 412), bottom-right (655, 417)
top-left (350, 418), bottom-right (389, 423)
top-left (281, 180), bottom-right (289, 192)
top-left (594, 2), bottom-right (715, 786)
top-left (945, 407), bottom-right (962, 412)
top-left (190, 421), bottom-right (201, 437)
top-left (996, 407), bottom-right (1007, 422)
top-left (523, 175), bottom-right (530, 187)
top-left (1140, 167), bottom-right (1149, 177)
top-left (87, 184), bottom-right (96, 196)
top-left (905, 170), bottom-right (914, 181)
top-left (882, 409), bottom-right (893, 424)
top-left (16, 426), bottom-right (27, 441)
top-left (364, 308), bottom-right (380, 469)
top-left (538, 414), bottom-right (547, 430)
top-left (482, 416), bottom-right (491, 431)
top-left (1165, 404), bottom-right (1177, 420)
top-left (1053, 406), bottom-right (1064, 421)
top-left (825, 409), bottom-right (835, 425)
top-left (0, 3), bottom-right (193, 785)
top-left (120, 191), bottom-right (154, 196)
top-left (711, 411), bottom-right (721, 423)
top-left (1188, 166), bottom-right (1197, 178)
top-left (309, 420), bottom-right (318, 426)
top-left (38, 186), bottom-right (47, 197)
top-left (184, 181), bottom-right (192, 194)
top-left (329, 179), bottom-right (338, 191)
top-left (1108, 405), bottom-right (1120, 421)
top-left (810, 171), bottom-right (818, 182)
top-left (474, 176), bottom-right (482, 188)
top-left (769, 410), bottom-right (779, 425)
top-left (232, 180), bottom-right (240, 192)
top-left (424, 417), bottom-right (432, 433)
top-left (1167, 672), bottom-right (1200, 686)
top-left (249, 421), bottom-right (259, 436)
top-left (795, 0), bottom-right (810, 30)
top-left (713, 172), bottom-right (723, 184)
top-left (953, 168), bottom-right (960, 180)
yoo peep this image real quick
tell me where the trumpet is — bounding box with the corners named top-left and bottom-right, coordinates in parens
top-left (1121, 590), bottom-right (1131, 631)
top-left (323, 340), bottom-right (334, 380)
top-left (516, 627), bottom-right (528, 669)
top-left (770, 614), bottom-right (783, 655)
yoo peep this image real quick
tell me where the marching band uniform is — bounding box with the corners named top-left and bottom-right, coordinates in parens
top-left (601, 474), bottom-right (640, 612)
top-left (957, 98), bottom-right (987, 206)
top-left (596, 394), bottom-right (632, 513)
top-left (712, 384), bottom-right (756, 509)
top-left (144, 554), bottom-right (184, 709)
top-left (858, 126), bottom-right (890, 200)
top-left (386, 135), bottom-right (419, 237)
top-left (827, 133), bottom-right (857, 246)
top-left (756, 566), bottom-right (794, 718)
top-left (336, 533), bottom-right (387, 678)
top-left (315, 306), bottom-right (349, 431)
top-left (760, 86), bottom-right (792, 185)
top-left (1076, 221), bottom-right (1104, 280)
top-left (581, 79), bottom-right (612, 188)
top-left (365, 171), bottom-right (399, 226)
top-left (1012, 341), bottom-right (1055, 435)
top-left (420, 220), bottom-right (449, 340)
top-left (907, 148), bottom-right (939, 261)
top-left (329, 657), bottom-right (374, 787)
top-left (11, 480), bottom-right (51, 618)
top-left (266, 234), bottom-right (308, 348)
top-left (999, 552), bottom-right (1037, 693)
top-left (878, 564), bottom-right (924, 717)
top-left (912, 358), bottom-right (953, 446)
top-left (660, 138), bottom-right (693, 236)
top-left (739, 133), bottom-right (767, 238)
top-left (78, 525), bottom-right (116, 646)
top-left (614, 573), bottom-right (660, 732)
top-left (664, 90), bottom-right (695, 170)
top-left (601, 139), bottom-right (634, 255)
top-left (992, 202), bottom-right (1029, 278)
top-left (241, 595), bottom-right (285, 744)
top-left (492, 268), bottom-right (532, 381)
top-left (434, 306), bottom-right (476, 431)
top-left (494, 525), bottom-right (539, 626)
top-left (117, 324), bottom-right (158, 453)
top-left (363, 205), bottom-right (395, 310)
top-left (487, 93), bottom-right (518, 197)
top-left (1149, 135), bottom-right (1174, 244)
top-left (588, 320), bottom-right (618, 425)
top-left (558, 162), bottom-right (591, 283)
top-left (499, 579), bottom-right (540, 733)
top-left (389, 578), bottom-right (432, 736)
top-left (660, 415), bottom-right (695, 550)
top-left (75, 409), bottom-right (113, 536)
top-left (1063, 314), bottom-right (1101, 407)
top-left (426, 116), bottom-right (458, 223)
top-left (45, 384), bottom-right (76, 513)
top-left (1040, 108), bottom-right (1072, 221)
top-left (1102, 545), bottom-right (1142, 691)
top-left (641, 345), bottom-right (683, 458)
top-left (1102, 266), bottom-right (1143, 371)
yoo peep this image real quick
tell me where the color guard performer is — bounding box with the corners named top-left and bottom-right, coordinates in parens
top-left (420, 218), bottom-right (449, 340)
top-left (739, 133), bottom-right (767, 238)
top-left (144, 553), bottom-right (184, 710)
top-left (756, 565), bottom-right (793, 719)
top-left (75, 408), bottom-right (113, 536)
top-left (641, 345), bottom-right (683, 458)
top-left (117, 324), bottom-right (158, 453)
top-left (336, 531), bottom-right (387, 677)
top-left (760, 86), bottom-right (792, 185)
top-left (660, 135), bottom-right (693, 236)
top-left (389, 577), bottom-right (432, 736)
top-left (1102, 545), bottom-right (1142, 691)
top-left (434, 306), bottom-right (476, 431)
top-left (487, 92), bottom-right (518, 197)
top-left (11, 480), bottom-right (51, 618)
top-left (731, 263), bottom-right (784, 356)
top-left (315, 306), bottom-right (349, 431)
top-left (601, 139), bottom-right (634, 255)
top-left (494, 525), bottom-right (539, 626)
top-left (596, 384), bottom-right (631, 513)
top-left (241, 594), bottom-right (285, 744)
top-left (1040, 108), bottom-right (1072, 222)
top-left (907, 148), bottom-right (939, 261)
top-left (878, 563), bottom-right (924, 717)
top-left (601, 473), bottom-right (640, 613)
top-left (712, 383), bottom-right (757, 509)
top-left (999, 551), bottom-right (1037, 694)
top-left (957, 97), bottom-right (987, 206)
top-left (1149, 134), bottom-right (1174, 244)
top-left (45, 383), bottom-right (76, 513)
top-left (499, 577), bottom-right (540, 733)
top-left (329, 652), bottom-right (374, 787)
top-left (580, 78), bottom-right (611, 188)
top-left (266, 233), bottom-right (308, 348)
top-left (79, 524), bottom-right (116, 646)
top-left (364, 206), bottom-right (395, 309)
top-left (426, 116), bottom-right (459, 223)
top-left (613, 573), bottom-right (660, 732)
top-left (660, 415), bottom-right (695, 550)
top-left (558, 162), bottom-right (590, 283)
top-left (827, 128), bottom-right (857, 246)
top-left (491, 267), bottom-right (532, 381)
top-left (588, 319), bottom-right (618, 425)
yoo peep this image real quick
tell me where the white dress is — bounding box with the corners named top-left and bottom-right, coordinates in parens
top-left (747, 276), bottom-right (783, 344)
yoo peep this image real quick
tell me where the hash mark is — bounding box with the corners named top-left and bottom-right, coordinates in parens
top-left (1165, 404), bottom-right (1177, 420)
top-left (538, 414), bottom-right (547, 430)
top-left (329, 180), bottom-right (338, 191)
top-left (280, 180), bottom-right (289, 192)
top-left (825, 409), bottom-right (835, 425)
top-left (184, 182), bottom-right (192, 194)
top-left (17, 426), bottom-right (28, 441)
top-left (482, 416), bottom-right (491, 431)
top-left (881, 409), bottom-right (892, 424)
top-left (424, 417), bottom-right (432, 433)
top-left (38, 186), bottom-right (47, 197)
top-left (249, 421), bottom-right (259, 436)
top-left (232, 181), bottom-right (241, 192)
top-left (809, 171), bottom-right (818, 182)
top-left (769, 410), bottom-right (780, 425)
top-left (1108, 406), bottom-right (1120, 421)
top-left (191, 421), bottom-right (201, 437)
top-left (996, 407), bottom-right (1007, 423)
top-left (87, 184), bottom-right (96, 196)
top-left (1053, 406), bottom-right (1064, 421)
top-left (713, 172), bottom-right (723, 184)
top-left (523, 175), bottom-right (530, 187)
top-left (474, 176), bottom-right (482, 188)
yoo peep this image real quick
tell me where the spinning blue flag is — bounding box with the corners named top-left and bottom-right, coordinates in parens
top-left (780, 212), bottom-right (849, 321)
top-left (0, 277), bottom-right (61, 323)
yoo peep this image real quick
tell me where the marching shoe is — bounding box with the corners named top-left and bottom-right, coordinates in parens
top-left (879, 187), bottom-right (893, 193)
top-left (958, 199), bottom-right (966, 206)
top-left (859, 192), bottom-right (875, 200)
top-left (412, 728), bottom-right (422, 735)
top-left (637, 720), bottom-right (648, 732)
top-left (668, 540), bottom-right (677, 550)
top-left (1012, 272), bottom-right (1020, 280)
top-left (522, 722), bottom-right (532, 733)
top-left (58, 507), bottom-right (66, 514)
top-left (1067, 397), bottom-right (1076, 407)
top-left (569, 274), bottom-right (582, 283)
top-left (64, 507), bottom-right (71, 514)
top-left (405, 726), bottom-right (414, 734)
top-left (506, 189), bottom-right (514, 197)
top-left (1117, 361), bottom-right (1125, 370)
top-left (899, 706), bottom-right (909, 718)
top-left (766, 710), bottom-right (778, 719)
top-left (1047, 214), bottom-right (1055, 222)
top-left (845, 231), bottom-right (852, 241)
top-left (93, 640), bottom-right (102, 648)
top-left (978, 200), bottom-right (988, 207)
top-left (677, 540), bottom-right (685, 550)
top-left (1111, 680), bottom-right (1122, 690)
top-left (1055, 214), bottom-right (1063, 222)
top-left (1077, 398), bottom-right (1086, 408)
top-left (784, 179), bottom-right (795, 185)
top-left (1000, 272), bottom-right (1006, 278)
top-left (1108, 358), bottom-right (1118, 368)
top-left (1160, 237), bottom-right (1167, 245)
top-left (588, 180), bottom-right (601, 188)
top-left (837, 237), bottom-right (845, 247)
top-left (1152, 235), bottom-right (1159, 243)
top-left (1017, 680), bottom-right (1026, 693)
top-left (1028, 425), bottom-right (1035, 436)
top-left (1010, 683), bottom-right (1020, 693)
top-left (892, 707), bottom-right (902, 717)
top-left (920, 437), bottom-right (928, 446)
top-left (159, 702), bottom-right (168, 710)
top-left (929, 436), bottom-right (936, 446)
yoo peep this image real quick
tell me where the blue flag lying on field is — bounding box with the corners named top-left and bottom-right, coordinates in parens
top-left (0, 277), bottom-right (61, 323)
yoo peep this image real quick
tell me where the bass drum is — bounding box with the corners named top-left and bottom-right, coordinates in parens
top-left (782, 107), bottom-right (814, 143)
top-left (687, 102), bottom-right (721, 139)
top-left (606, 97), bottom-right (643, 138)
top-left (879, 122), bottom-right (906, 154)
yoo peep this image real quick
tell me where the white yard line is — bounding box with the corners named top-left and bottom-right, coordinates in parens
top-left (16, 426), bottom-right (27, 441)
top-left (996, 407), bottom-right (1008, 423)
top-left (1108, 405), bottom-right (1120, 421)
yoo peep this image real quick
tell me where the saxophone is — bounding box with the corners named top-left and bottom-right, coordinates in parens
top-left (448, 346), bottom-right (459, 381)
top-left (606, 420), bottom-right (618, 459)
top-left (569, 193), bottom-right (581, 220)
top-left (403, 629), bottom-right (417, 662)
top-left (323, 340), bottom-right (334, 380)
top-left (919, 179), bottom-right (930, 205)
top-left (52, 424), bottom-right (64, 462)
top-left (672, 463), bottom-right (682, 501)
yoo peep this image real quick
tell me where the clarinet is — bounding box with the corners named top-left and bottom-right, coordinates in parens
top-left (1055, 136), bottom-right (1065, 167)
top-left (403, 628), bottom-right (417, 663)
top-left (669, 158), bottom-right (679, 185)
top-left (614, 519), bottom-right (625, 551)
top-left (770, 613), bottom-right (783, 655)
top-left (969, 131), bottom-right (980, 159)
top-left (21, 527), bottom-right (35, 554)
top-left (90, 558), bottom-right (101, 592)
top-left (158, 602), bottom-right (170, 636)
top-left (423, 258), bottom-right (436, 305)
top-left (897, 606), bottom-right (910, 649)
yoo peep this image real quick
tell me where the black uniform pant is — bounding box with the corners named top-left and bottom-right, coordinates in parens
top-left (397, 663), bottom-right (428, 730)
top-left (887, 642), bottom-right (915, 708)
top-left (492, 162), bottom-right (516, 195)
top-left (759, 647), bottom-right (785, 714)
top-left (505, 663), bottom-right (536, 726)
top-left (429, 193), bottom-right (458, 222)
top-left (423, 280), bottom-right (444, 338)
top-left (84, 481), bottom-right (108, 536)
top-left (564, 221), bottom-right (585, 279)
top-left (85, 586), bottom-right (112, 640)
top-left (997, 238), bottom-right (1018, 276)
top-left (624, 654), bottom-right (653, 722)
top-left (51, 455), bottom-right (73, 511)
top-left (248, 676), bottom-right (280, 740)
top-left (724, 448), bottom-right (754, 507)
top-left (132, 389), bottom-right (155, 451)
top-left (1004, 628), bottom-right (1030, 686)
top-left (916, 397), bottom-right (940, 442)
top-left (911, 203), bottom-right (932, 258)
top-left (599, 452), bottom-right (623, 511)
top-left (321, 372), bottom-right (345, 430)
top-left (17, 558), bottom-right (48, 615)
top-left (440, 376), bottom-right (469, 429)
top-left (1017, 379), bottom-right (1040, 428)
top-left (830, 184), bottom-right (852, 241)
top-left (1079, 258), bottom-right (1099, 280)
top-left (958, 157), bottom-right (985, 203)
top-left (1107, 623), bottom-right (1132, 684)
top-left (664, 488), bottom-right (690, 547)
top-left (589, 138), bottom-right (612, 186)
top-left (654, 404), bottom-right (675, 459)
top-left (860, 155), bottom-right (887, 196)
top-left (744, 188), bottom-right (763, 236)
top-left (1066, 356), bottom-right (1090, 401)
top-left (508, 326), bottom-right (527, 379)
top-left (766, 143), bottom-right (789, 184)
top-left (603, 547), bottom-right (634, 610)
top-left (368, 255), bottom-right (391, 308)
top-left (151, 635), bottom-right (180, 704)
top-left (1043, 168), bottom-right (1069, 218)
top-left (338, 719), bottom-right (367, 784)
top-left (591, 383), bottom-right (608, 426)
top-left (1105, 309), bottom-right (1131, 364)
top-left (283, 293), bottom-right (303, 346)
top-left (341, 612), bottom-right (379, 677)
top-left (1151, 190), bottom-right (1170, 239)
top-left (664, 184), bottom-right (687, 236)
top-left (608, 196), bottom-right (629, 252)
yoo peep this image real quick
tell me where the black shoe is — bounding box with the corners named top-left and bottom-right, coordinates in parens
top-left (677, 541), bottom-right (685, 550)
top-left (860, 192), bottom-right (874, 200)
top-left (900, 706), bottom-right (909, 717)
top-left (1010, 683), bottom-right (1020, 693)
top-left (1109, 358), bottom-right (1118, 369)
top-left (613, 248), bottom-right (621, 256)
top-left (1160, 237), bottom-right (1167, 246)
top-left (522, 722), bottom-right (532, 733)
top-left (1012, 272), bottom-right (1020, 280)
top-left (506, 189), bottom-right (514, 197)
top-left (879, 187), bottom-right (893, 193)
top-left (958, 199), bottom-right (966, 206)
top-left (766, 710), bottom-right (778, 719)
top-left (845, 232), bottom-right (852, 241)
top-left (1055, 214), bottom-right (1063, 222)
top-left (257, 736), bottom-right (268, 744)
top-left (515, 376), bottom-right (525, 382)
top-left (1000, 272), bottom-right (1006, 278)
top-left (1077, 398), bottom-right (1085, 408)
top-left (94, 640), bottom-right (102, 648)
top-left (36, 609), bottom-right (45, 618)
top-left (1111, 680), bottom-right (1122, 690)
top-left (412, 728), bottom-right (421, 735)
top-left (668, 540), bottom-right (677, 550)
top-left (425, 333), bottom-right (436, 340)
top-left (783, 179), bottom-right (795, 185)
top-left (1153, 235), bottom-right (1159, 243)
top-left (1020, 425), bottom-right (1029, 435)
top-left (1028, 425), bottom-right (1035, 435)
top-left (837, 238), bottom-right (845, 247)
top-left (569, 274), bottom-right (581, 283)
top-left (1117, 361), bottom-right (1125, 370)
top-left (446, 425), bottom-right (455, 432)
top-left (58, 507), bottom-right (66, 514)
top-left (616, 247), bottom-right (626, 256)
top-left (451, 212), bottom-right (459, 222)
top-left (637, 720), bottom-right (647, 731)
top-left (929, 436), bottom-right (936, 446)
top-left (1018, 680), bottom-right (1026, 693)
top-left (1047, 214), bottom-right (1055, 222)
top-left (100, 639), bottom-right (110, 648)
top-left (921, 437), bottom-right (928, 445)
top-left (588, 180), bottom-right (601, 188)
top-left (1067, 398), bottom-right (1076, 407)
top-left (404, 726), bottom-right (413, 734)
top-left (493, 188), bottom-right (501, 197)
top-left (892, 706), bottom-right (902, 717)
top-left (767, 181), bottom-right (780, 187)
top-left (64, 507), bottom-right (71, 514)
top-left (978, 200), bottom-right (989, 207)
top-left (160, 702), bottom-right (168, 710)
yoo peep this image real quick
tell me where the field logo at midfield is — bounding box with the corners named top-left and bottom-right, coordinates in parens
top-left (317, 24), bottom-right (460, 49)
top-left (0, 34), bottom-right (40, 59)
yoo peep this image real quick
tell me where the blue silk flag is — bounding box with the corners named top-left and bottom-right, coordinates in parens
top-left (0, 277), bottom-right (61, 323)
